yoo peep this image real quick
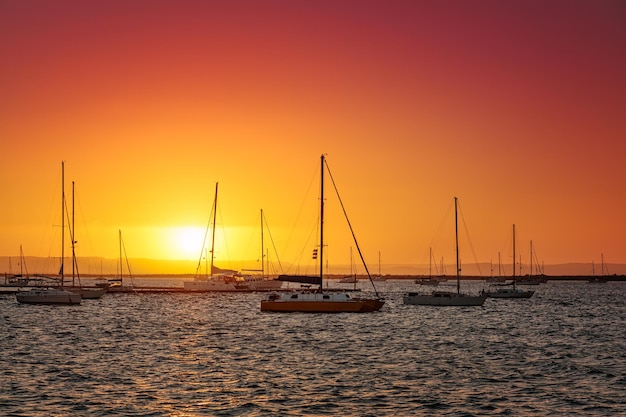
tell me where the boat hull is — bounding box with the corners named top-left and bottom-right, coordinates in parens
top-left (485, 289), bottom-right (534, 298)
top-left (66, 287), bottom-right (107, 299)
top-left (403, 291), bottom-right (486, 306)
top-left (261, 292), bottom-right (384, 313)
top-left (16, 289), bottom-right (82, 305)
top-left (184, 277), bottom-right (283, 292)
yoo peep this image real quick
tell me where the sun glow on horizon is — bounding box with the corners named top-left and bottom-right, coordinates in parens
top-left (164, 226), bottom-right (208, 261)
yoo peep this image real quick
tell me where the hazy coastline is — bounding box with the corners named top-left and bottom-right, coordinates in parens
top-left (3, 256), bottom-right (625, 278)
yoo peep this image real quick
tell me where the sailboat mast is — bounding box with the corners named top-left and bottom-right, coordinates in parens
top-left (601, 253), bottom-right (605, 276)
top-left (71, 181), bottom-right (76, 287)
top-left (319, 154), bottom-right (325, 292)
top-left (530, 240), bottom-right (533, 277)
top-left (210, 182), bottom-right (218, 278)
top-left (512, 224), bottom-right (516, 283)
top-left (61, 161), bottom-right (65, 288)
top-left (454, 197), bottom-right (460, 294)
top-left (119, 229), bottom-right (123, 284)
top-left (260, 209), bottom-right (265, 279)
top-left (429, 247), bottom-right (432, 278)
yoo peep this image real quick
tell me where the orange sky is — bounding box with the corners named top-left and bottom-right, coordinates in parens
top-left (1, 0), bottom-right (625, 273)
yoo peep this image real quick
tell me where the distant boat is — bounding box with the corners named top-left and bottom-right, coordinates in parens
top-left (183, 183), bottom-right (239, 291)
top-left (414, 277), bottom-right (444, 286)
top-left (9, 245), bottom-right (33, 285)
top-left (261, 154), bottom-right (384, 313)
top-left (16, 287), bottom-right (81, 305)
top-left (17, 161), bottom-right (81, 305)
top-left (486, 253), bottom-right (506, 283)
top-left (588, 254), bottom-right (609, 284)
top-left (339, 247), bottom-right (358, 284)
top-left (484, 224), bottom-right (534, 299)
top-left (182, 186), bottom-right (281, 292)
top-left (415, 248), bottom-right (447, 285)
top-left (237, 209), bottom-right (284, 291)
top-left (102, 230), bottom-right (137, 293)
top-left (371, 251), bottom-right (386, 281)
top-left (516, 240), bottom-right (547, 285)
top-left (403, 197), bottom-right (486, 307)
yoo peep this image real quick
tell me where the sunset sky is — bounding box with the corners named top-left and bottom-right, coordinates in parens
top-left (1, 0), bottom-right (625, 274)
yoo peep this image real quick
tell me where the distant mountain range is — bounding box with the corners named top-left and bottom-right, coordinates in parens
top-left (2, 256), bottom-right (625, 277)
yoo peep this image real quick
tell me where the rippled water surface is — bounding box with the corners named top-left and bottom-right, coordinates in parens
top-left (1, 280), bottom-right (624, 416)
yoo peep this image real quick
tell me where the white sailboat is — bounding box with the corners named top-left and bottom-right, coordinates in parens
top-left (183, 183), bottom-right (266, 292)
top-left (17, 161), bottom-right (81, 305)
top-left (97, 230), bottom-right (136, 293)
top-left (261, 154), bottom-right (384, 313)
top-left (183, 183), bottom-right (236, 292)
top-left (415, 247), bottom-right (446, 285)
top-left (403, 197), bottom-right (486, 307)
top-left (484, 224), bottom-right (535, 299)
top-left (238, 209), bottom-right (284, 291)
top-left (516, 239), bottom-right (546, 285)
top-left (9, 245), bottom-right (33, 285)
top-left (371, 251), bottom-right (386, 281)
top-left (339, 247), bottom-right (358, 284)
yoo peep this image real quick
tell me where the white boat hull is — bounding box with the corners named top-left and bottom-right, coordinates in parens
top-left (16, 288), bottom-right (82, 305)
top-left (184, 276), bottom-right (283, 292)
top-left (261, 291), bottom-right (384, 313)
top-left (66, 287), bottom-right (107, 299)
top-left (403, 291), bottom-right (486, 306)
top-left (485, 288), bottom-right (534, 299)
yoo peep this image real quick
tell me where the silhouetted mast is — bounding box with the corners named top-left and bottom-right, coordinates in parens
top-left (319, 154), bottom-right (325, 293)
top-left (455, 197), bottom-right (460, 295)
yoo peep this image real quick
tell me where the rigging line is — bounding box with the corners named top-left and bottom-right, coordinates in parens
top-left (121, 233), bottom-right (135, 284)
top-left (499, 227), bottom-right (513, 276)
top-left (215, 199), bottom-right (233, 270)
top-left (456, 199), bottom-right (483, 277)
top-left (324, 158), bottom-right (380, 297)
top-left (531, 242), bottom-right (542, 274)
top-left (195, 186), bottom-right (217, 277)
top-left (261, 210), bottom-right (284, 274)
top-left (74, 187), bottom-right (100, 275)
top-left (283, 159), bottom-right (319, 259)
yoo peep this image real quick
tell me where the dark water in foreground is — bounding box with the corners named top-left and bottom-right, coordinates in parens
top-left (1, 280), bottom-right (624, 416)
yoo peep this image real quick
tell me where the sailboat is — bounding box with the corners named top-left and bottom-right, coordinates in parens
top-left (486, 252), bottom-right (506, 283)
top-left (238, 209), bottom-right (284, 291)
top-left (183, 183), bottom-right (270, 292)
top-left (339, 247), bottom-right (358, 284)
top-left (261, 154), bottom-right (384, 313)
top-left (183, 183), bottom-right (237, 292)
top-left (415, 247), bottom-right (446, 285)
top-left (9, 245), bottom-right (33, 285)
top-left (102, 230), bottom-right (136, 292)
top-left (403, 197), bottom-right (486, 306)
top-left (516, 240), bottom-right (546, 285)
top-left (16, 161), bottom-right (81, 305)
top-left (484, 224), bottom-right (535, 299)
top-left (371, 251), bottom-right (386, 281)
top-left (588, 254), bottom-right (609, 283)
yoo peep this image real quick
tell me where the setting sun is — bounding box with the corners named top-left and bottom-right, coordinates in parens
top-left (165, 226), bottom-right (207, 261)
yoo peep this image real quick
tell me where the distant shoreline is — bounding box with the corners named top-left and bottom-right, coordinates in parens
top-left (4, 273), bottom-right (623, 282)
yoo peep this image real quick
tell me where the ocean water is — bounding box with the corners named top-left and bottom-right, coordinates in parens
top-left (1, 280), bottom-right (624, 416)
